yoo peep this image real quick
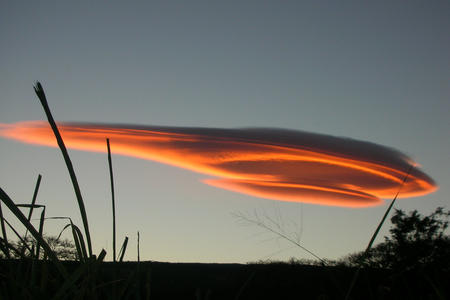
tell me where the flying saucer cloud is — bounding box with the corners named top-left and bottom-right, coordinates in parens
top-left (0, 121), bottom-right (437, 207)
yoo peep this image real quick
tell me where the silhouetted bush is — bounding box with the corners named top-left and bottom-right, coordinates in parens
top-left (0, 235), bottom-right (77, 261)
top-left (341, 207), bottom-right (450, 271)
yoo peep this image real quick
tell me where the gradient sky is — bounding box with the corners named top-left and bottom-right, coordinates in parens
top-left (1, 1), bottom-right (449, 263)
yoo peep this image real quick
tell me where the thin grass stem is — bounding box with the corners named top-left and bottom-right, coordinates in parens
top-left (344, 165), bottom-right (414, 300)
top-left (36, 207), bottom-right (46, 259)
top-left (107, 138), bottom-right (116, 262)
top-left (25, 174), bottom-right (42, 238)
top-left (233, 211), bottom-right (325, 264)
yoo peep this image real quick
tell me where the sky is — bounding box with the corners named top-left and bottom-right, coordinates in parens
top-left (1, 1), bottom-right (449, 263)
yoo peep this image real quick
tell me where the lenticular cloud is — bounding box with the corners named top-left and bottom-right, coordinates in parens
top-left (0, 121), bottom-right (437, 207)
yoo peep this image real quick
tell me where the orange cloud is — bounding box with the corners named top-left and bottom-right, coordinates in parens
top-left (0, 121), bottom-right (438, 207)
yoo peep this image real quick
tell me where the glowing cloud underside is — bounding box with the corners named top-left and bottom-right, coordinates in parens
top-left (0, 121), bottom-right (438, 207)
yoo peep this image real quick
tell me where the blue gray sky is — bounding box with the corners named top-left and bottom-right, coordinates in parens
top-left (1, 1), bottom-right (449, 263)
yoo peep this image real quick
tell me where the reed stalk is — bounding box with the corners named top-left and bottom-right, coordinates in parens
top-left (33, 82), bottom-right (92, 257)
top-left (137, 231), bottom-right (140, 263)
top-left (107, 138), bottom-right (117, 262)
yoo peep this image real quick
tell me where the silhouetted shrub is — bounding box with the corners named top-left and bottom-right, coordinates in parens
top-left (0, 235), bottom-right (77, 260)
top-left (341, 207), bottom-right (450, 270)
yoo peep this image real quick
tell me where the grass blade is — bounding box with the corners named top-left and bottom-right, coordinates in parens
top-left (17, 203), bottom-right (46, 258)
top-left (107, 138), bottom-right (117, 262)
top-left (56, 223), bottom-right (72, 241)
top-left (23, 174), bottom-right (42, 257)
top-left (0, 187), bottom-right (68, 278)
top-left (70, 221), bottom-right (88, 262)
top-left (2, 218), bottom-right (34, 256)
top-left (0, 199), bottom-right (9, 258)
top-left (26, 174), bottom-right (42, 233)
top-left (344, 165), bottom-right (414, 300)
top-left (35, 207), bottom-right (46, 259)
top-left (97, 248), bottom-right (107, 262)
top-left (137, 231), bottom-right (140, 263)
top-left (33, 81), bottom-right (92, 257)
top-left (363, 166), bottom-right (414, 252)
top-left (118, 236), bottom-right (128, 262)
top-left (45, 216), bottom-right (87, 262)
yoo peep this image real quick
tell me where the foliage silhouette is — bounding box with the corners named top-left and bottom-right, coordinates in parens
top-left (0, 235), bottom-right (77, 261)
top-left (341, 207), bottom-right (450, 270)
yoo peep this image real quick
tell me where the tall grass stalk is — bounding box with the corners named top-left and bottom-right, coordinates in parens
top-left (106, 138), bottom-right (117, 262)
top-left (137, 231), bottom-right (140, 262)
top-left (344, 165), bottom-right (414, 300)
top-left (33, 82), bottom-right (92, 257)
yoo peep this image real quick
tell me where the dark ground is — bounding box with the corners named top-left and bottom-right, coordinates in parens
top-left (1, 260), bottom-right (448, 299)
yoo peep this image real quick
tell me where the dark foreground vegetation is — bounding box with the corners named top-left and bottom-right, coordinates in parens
top-left (1, 83), bottom-right (449, 299)
top-left (0, 259), bottom-right (449, 300)
top-left (1, 207), bottom-right (449, 299)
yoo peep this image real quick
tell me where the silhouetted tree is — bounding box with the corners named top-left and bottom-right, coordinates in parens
top-left (342, 207), bottom-right (450, 270)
